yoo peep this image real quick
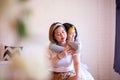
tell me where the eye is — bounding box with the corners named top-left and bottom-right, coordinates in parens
top-left (56, 32), bottom-right (60, 36)
top-left (62, 31), bottom-right (65, 33)
top-left (68, 32), bottom-right (72, 35)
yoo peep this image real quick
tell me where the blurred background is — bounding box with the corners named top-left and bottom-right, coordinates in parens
top-left (0, 0), bottom-right (119, 80)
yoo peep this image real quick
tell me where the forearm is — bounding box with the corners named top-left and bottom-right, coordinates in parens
top-left (49, 43), bottom-right (64, 53)
top-left (49, 50), bottom-right (67, 63)
top-left (48, 49), bottom-right (59, 63)
top-left (73, 55), bottom-right (81, 77)
top-left (74, 61), bottom-right (80, 77)
top-left (50, 55), bottom-right (59, 63)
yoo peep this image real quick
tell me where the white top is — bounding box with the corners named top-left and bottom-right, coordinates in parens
top-left (48, 48), bottom-right (74, 72)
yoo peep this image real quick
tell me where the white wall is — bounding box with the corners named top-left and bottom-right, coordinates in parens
top-left (0, 0), bottom-right (119, 80)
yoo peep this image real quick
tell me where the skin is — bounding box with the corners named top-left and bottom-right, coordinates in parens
top-left (50, 25), bottom-right (81, 80)
top-left (54, 26), bottom-right (67, 46)
top-left (67, 29), bottom-right (81, 80)
top-left (50, 26), bottom-right (68, 63)
top-left (67, 29), bottom-right (76, 42)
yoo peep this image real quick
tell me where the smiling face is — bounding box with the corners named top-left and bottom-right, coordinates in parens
top-left (54, 26), bottom-right (67, 45)
top-left (67, 29), bottom-right (76, 42)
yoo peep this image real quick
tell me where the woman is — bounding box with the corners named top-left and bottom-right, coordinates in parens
top-left (49, 22), bottom-right (95, 80)
top-left (48, 22), bottom-right (81, 80)
top-left (63, 23), bottom-right (94, 80)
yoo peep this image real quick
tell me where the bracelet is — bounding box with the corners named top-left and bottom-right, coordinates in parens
top-left (57, 54), bottom-right (61, 60)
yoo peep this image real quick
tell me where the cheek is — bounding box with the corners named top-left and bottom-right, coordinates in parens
top-left (67, 35), bottom-right (71, 40)
top-left (55, 36), bottom-right (61, 41)
top-left (73, 34), bottom-right (76, 37)
top-left (54, 35), bottom-right (58, 40)
top-left (68, 34), bottom-right (72, 37)
top-left (55, 35), bottom-right (59, 40)
top-left (64, 33), bottom-right (67, 38)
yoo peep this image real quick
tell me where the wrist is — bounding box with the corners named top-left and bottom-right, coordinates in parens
top-left (57, 54), bottom-right (61, 60)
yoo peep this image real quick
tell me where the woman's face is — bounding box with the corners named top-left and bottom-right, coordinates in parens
top-left (54, 26), bottom-right (67, 44)
top-left (67, 29), bottom-right (76, 42)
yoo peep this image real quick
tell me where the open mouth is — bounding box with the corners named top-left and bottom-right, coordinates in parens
top-left (61, 37), bottom-right (65, 40)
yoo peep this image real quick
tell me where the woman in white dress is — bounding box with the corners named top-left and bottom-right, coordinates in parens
top-left (49, 22), bottom-right (94, 80)
top-left (48, 22), bottom-right (81, 80)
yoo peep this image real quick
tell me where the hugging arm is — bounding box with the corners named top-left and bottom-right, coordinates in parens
top-left (48, 47), bottom-right (69, 63)
top-left (68, 40), bottom-right (80, 51)
top-left (49, 43), bottom-right (64, 53)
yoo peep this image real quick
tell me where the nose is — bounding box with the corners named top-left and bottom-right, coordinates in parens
top-left (60, 33), bottom-right (64, 37)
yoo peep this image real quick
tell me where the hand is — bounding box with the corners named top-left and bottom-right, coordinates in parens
top-left (67, 48), bottom-right (77, 55)
top-left (58, 50), bottom-right (67, 59)
top-left (56, 44), bottom-right (71, 59)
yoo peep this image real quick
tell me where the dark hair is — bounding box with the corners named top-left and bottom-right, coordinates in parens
top-left (63, 23), bottom-right (78, 41)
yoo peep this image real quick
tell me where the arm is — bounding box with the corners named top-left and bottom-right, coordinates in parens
top-left (47, 49), bottom-right (59, 63)
top-left (48, 46), bottom-right (69, 63)
top-left (68, 40), bottom-right (80, 50)
top-left (73, 54), bottom-right (80, 76)
top-left (72, 53), bottom-right (81, 80)
top-left (49, 43), bottom-right (64, 53)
